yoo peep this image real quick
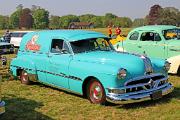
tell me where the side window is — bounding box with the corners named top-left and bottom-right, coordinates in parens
top-left (129, 32), bottom-right (139, 40)
top-left (140, 32), bottom-right (161, 41)
top-left (154, 33), bottom-right (161, 41)
top-left (51, 39), bottom-right (70, 54)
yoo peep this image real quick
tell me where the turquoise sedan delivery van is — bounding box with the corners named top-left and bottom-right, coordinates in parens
top-left (115, 25), bottom-right (180, 75)
top-left (10, 30), bottom-right (173, 104)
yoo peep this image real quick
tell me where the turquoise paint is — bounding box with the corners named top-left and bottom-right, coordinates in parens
top-left (10, 30), bottom-right (168, 95)
top-left (117, 25), bottom-right (180, 59)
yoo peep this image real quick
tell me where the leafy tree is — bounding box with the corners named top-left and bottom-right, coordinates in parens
top-left (9, 10), bottom-right (21, 28)
top-left (133, 18), bottom-right (146, 27)
top-left (16, 4), bottom-right (23, 10)
top-left (0, 15), bottom-right (9, 29)
top-left (164, 7), bottom-right (179, 14)
top-left (177, 12), bottom-right (180, 26)
top-left (32, 8), bottom-right (49, 29)
top-left (147, 4), bottom-right (162, 25)
top-left (105, 13), bottom-right (117, 19)
top-left (79, 14), bottom-right (95, 22)
top-left (114, 17), bottom-right (132, 28)
top-left (102, 13), bottom-right (118, 27)
top-left (157, 9), bottom-right (178, 26)
top-left (59, 15), bottom-right (80, 28)
top-left (19, 8), bottom-right (33, 29)
top-left (90, 16), bottom-right (103, 28)
top-left (49, 15), bottom-right (60, 29)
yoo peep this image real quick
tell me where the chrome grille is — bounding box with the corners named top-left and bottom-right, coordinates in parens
top-left (124, 74), bottom-right (167, 93)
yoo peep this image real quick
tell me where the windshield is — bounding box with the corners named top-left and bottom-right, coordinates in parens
top-left (163, 29), bottom-right (180, 40)
top-left (70, 38), bottom-right (114, 54)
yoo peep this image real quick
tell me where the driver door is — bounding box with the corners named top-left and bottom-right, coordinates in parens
top-left (46, 39), bottom-right (72, 89)
top-left (138, 32), bottom-right (166, 59)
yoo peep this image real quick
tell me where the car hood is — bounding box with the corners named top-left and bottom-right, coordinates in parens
top-left (73, 51), bottom-right (146, 77)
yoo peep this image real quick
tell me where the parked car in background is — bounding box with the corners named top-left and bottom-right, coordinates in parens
top-left (109, 35), bottom-right (126, 45)
top-left (115, 25), bottom-right (180, 75)
top-left (10, 30), bottom-right (173, 104)
top-left (10, 31), bottom-right (33, 47)
top-left (0, 42), bottom-right (14, 54)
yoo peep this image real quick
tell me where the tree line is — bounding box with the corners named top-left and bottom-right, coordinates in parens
top-left (0, 4), bottom-right (179, 30)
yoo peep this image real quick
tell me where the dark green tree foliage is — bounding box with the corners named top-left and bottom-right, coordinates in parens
top-left (49, 15), bottom-right (60, 29)
top-left (33, 8), bottom-right (49, 29)
top-left (79, 14), bottom-right (95, 22)
top-left (59, 15), bottom-right (80, 28)
top-left (9, 10), bottom-right (21, 28)
top-left (0, 15), bottom-right (9, 29)
top-left (157, 9), bottom-right (178, 26)
top-left (133, 18), bottom-right (146, 27)
top-left (19, 8), bottom-right (33, 29)
top-left (90, 16), bottom-right (103, 28)
top-left (103, 13), bottom-right (118, 27)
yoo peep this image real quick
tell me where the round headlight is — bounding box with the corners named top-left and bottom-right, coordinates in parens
top-left (164, 61), bottom-right (171, 71)
top-left (117, 68), bottom-right (127, 79)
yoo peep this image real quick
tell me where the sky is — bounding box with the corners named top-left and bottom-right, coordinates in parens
top-left (0, 0), bottom-right (180, 19)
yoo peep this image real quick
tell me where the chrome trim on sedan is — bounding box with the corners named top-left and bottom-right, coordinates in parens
top-left (106, 83), bottom-right (173, 104)
top-left (106, 73), bottom-right (173, 104)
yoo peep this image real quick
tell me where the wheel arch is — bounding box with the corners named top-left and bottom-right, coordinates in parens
top-left (82, 76), bottom-right (102, 98)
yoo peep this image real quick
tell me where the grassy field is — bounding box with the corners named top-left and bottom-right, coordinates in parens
top-left (0, 28), bottom-right (179, 120)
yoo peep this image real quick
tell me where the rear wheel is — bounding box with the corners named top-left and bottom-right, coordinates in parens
top-left (87, 79), bottom-right (106, 104)
top-left (20, 70), bottom-right (31, 85)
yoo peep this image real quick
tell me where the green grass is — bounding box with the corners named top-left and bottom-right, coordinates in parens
top-left (1, 75), bottom-right (180, 120)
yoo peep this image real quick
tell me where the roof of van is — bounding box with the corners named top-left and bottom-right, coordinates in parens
top-left (132, 25), bottom-right (177, 32)
top-left (31, 30), bottom-right (108, 42)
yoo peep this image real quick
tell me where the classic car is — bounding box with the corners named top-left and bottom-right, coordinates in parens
top-left (10, 30), bottom-right (173, 104)
top-left (0, 76), bottom-right (5, 114)
top-left (115, 25), bottom-right (180, 75)
top-left (110, 35), bottom-right (126, 45)
top-left (0, 42), bottom-right (14, 54)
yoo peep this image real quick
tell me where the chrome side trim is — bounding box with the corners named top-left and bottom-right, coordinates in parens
top-left (10, 65), bottom-right (82, 81)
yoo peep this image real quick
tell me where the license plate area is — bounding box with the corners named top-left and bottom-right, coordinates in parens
top-left (151, 90), bottom-right (162, 100)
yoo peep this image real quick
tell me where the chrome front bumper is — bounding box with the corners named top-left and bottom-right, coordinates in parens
top-left (106, 83), bottom-right (173, 104)
top-left (0, 101), bottom-right (5, 115)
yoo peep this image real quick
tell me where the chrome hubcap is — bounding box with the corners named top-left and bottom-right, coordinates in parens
top-left (91, 83), bottom-right (103, 100)
top-left (22, 72), bottom-right (28, 81)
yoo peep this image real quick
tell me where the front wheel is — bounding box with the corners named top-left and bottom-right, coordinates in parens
top-left (20, 70), bottom-right (31, 85)
top-left (87, 79), bottom-right (106, 104)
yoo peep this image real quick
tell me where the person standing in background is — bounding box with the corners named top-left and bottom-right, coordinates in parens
top-left (108, 26), bottom-right (112, 38)
top-left (115, 26), bottom-right (121, 36)
top-left (3, 30), bottom-right (11, 43)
